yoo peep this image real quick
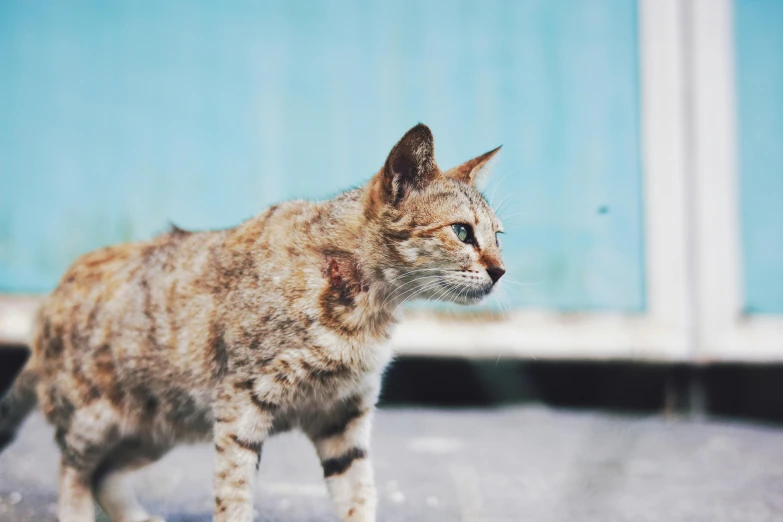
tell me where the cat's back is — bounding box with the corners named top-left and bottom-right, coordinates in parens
top-left (31, 227), bottom-right (225, 378)
top-left (31, 198), bottom-right (324, 370)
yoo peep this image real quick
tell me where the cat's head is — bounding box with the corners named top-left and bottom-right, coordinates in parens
top-left (366, 123), bottom-right (505, 306)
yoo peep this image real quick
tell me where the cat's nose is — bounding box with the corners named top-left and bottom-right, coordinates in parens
top-left (486, 266), bottom-right (506, 284)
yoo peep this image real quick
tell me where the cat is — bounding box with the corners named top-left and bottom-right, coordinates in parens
top-left (0, 123), bottom-right (505, 522)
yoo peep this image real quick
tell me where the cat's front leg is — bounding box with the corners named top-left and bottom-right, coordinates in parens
top-left (212, 382), bottom-right (275, 522)
top-left (309, 402), bottom-right (377, 522)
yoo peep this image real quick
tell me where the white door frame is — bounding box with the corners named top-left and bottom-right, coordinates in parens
top-left (689, 0), bottom-right (783, 362)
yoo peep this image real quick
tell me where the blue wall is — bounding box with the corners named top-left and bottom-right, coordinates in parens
top-left (0, 0), bottom-right (645, 311)
top-left (735, 0), bottom-right (783, 314)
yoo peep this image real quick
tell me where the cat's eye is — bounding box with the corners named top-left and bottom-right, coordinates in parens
top-left (452, 224), bottom-right (474, 244)
top-left (495, 231), bottom-right (504, 247)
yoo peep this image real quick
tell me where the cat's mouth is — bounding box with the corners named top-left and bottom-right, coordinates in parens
top-left (428, 280), bottom-right (494, 305)
top-left (453, 284), bottom-right (494, 305)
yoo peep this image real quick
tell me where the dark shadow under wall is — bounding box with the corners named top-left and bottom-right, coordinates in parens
top-left (380, 356), bottom-right (783, 425)
top-left (2, 347), bottom-right (783, 425)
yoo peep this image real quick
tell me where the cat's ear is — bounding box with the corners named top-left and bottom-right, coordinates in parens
top-left (380, 123), bottom-right (439, 205)
top-left (443, 145), bottom-right (502, 185)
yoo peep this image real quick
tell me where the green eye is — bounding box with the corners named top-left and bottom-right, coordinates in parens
top-left (452, 224), bottom-right (472, 243)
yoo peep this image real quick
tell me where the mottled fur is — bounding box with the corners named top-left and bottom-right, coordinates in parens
top-left (0, 124), bottom-right (505, 522)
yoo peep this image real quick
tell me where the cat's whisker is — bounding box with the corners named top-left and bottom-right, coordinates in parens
top-left (494, 213), bottom-right (529, 225)
top-left (398, 278), bottom-right (443, 303)
top-left (496, 208), bottom-right (527, 217)
top-left (499, 290), bottom-right (511, 321)
top-left (382, 271), bottom-right (445, 297)
top-left (495, 201), bottom-right (525, 221)
top-left (485, 168), bottom-right (525, 206)
top-left (456, 284), bottom-right (470, 306)
top-left (485, 172), bottom-right (513, 206)
top-left (500, 276), bottom-right (543, 287)
top-left (390, 280), bottom-right (444, 320)
top-left (389, 278), bottom-right (445, 316)
top-left (494, 194), bottom-right (525, 215)
top-left (496, 210), bottom-right (529, 220)
top-left (384, 267), bottom-right (448, 285)
top-left (380, 269), bottom-right (447, 295)
top-left (384, 274), bottom-right (441, 299)
top-left (500, 281), bottom-right (541, 288)
top-left (493, 195), bottom-right (512, 216)
top-left (433, 282), bottom-right (457, 304)
top-left (396, 279), bottom-right (442, 304)
top-left (436, 276), bottom-right (471, 304)
top-left (489, 295), bottom-right (503, 321)
top-left (381, 275), bottom-right (444, 308)
top-left (493, 191), bottom-right (523, 210)
top-left (444, 282), bottom-right (467, 305)
top-left (382, 269), bottom-right (454, 297)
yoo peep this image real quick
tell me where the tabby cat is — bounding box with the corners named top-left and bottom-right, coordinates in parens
top-left (0, 123), bottom-right (505, 522)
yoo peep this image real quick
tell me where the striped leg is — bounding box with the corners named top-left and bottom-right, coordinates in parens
top-left (212, 385), bottom-right (274, 522)
top-left (309, 404), bottom-right (377, 522)
top-left (59, 463), bottom-right (96, 522)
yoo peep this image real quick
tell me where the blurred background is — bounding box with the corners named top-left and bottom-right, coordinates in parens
top-left (0, 1), bottom-right (782, 520)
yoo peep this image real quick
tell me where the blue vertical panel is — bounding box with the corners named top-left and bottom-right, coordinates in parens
top-left (0, 0), bottom-right (644, 311)
top-left (735, 0), bottom-right (783, 314)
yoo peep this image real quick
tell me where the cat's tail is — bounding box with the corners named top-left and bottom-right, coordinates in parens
top-left (0, 366), bottom-right (38, 453)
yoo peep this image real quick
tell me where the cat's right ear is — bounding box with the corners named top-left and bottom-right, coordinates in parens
top-left (443, 145), bottom-right (502, 186)
top-left (378, 124), bottom-right (439, 205)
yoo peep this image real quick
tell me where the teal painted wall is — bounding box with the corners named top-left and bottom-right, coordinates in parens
top-left (735, 0), bottom-right (783, 314)
top-left (0, 0), bottom-right (644, 311)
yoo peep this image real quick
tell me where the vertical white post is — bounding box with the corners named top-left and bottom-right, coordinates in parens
top-left (638, 0), bottom-right (693, 358)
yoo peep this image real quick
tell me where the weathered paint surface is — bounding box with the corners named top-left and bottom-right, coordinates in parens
top-left (0, 0), bottom-right (644, 311)
top-left (735, 0), bottom-right (783, 314)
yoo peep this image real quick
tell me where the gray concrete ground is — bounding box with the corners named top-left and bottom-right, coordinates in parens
top-left (1, 407), bottom-right (783, 521)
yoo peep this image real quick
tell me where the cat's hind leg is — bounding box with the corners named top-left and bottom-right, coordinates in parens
top-left (92, 441), bottom-right (170, 522)
top-left (59, 461), bottom-right (97, 522)
top-left (94, 468), bottom-right (165, 522)
top-left (55, 402), bottom-right (122, 522)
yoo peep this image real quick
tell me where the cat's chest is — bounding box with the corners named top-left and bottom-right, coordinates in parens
top-left (236, 299), bottom-right (395, 410)
top-left (277, 337), bottom-right (392, 410)
top-left (273, 361), bottom-right (385, 434)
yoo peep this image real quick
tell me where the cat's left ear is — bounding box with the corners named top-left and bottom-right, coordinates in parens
top-left (380, 123), bottom-right (439, 205)
top-left (443, 145), bottom-right (502, 185)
